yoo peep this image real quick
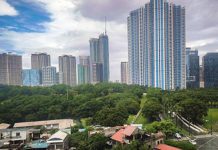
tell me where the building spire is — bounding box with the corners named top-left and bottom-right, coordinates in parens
top-left (104, 16), bottom-right (107, 35)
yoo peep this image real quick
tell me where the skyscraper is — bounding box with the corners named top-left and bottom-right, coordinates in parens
top-left (89, 33), bottom-right (109, 83)
top-left (31, 53), bottom-right (51, 70)
top-left (59, 55), bottom-right (77, 86)
top-left (78, 56), bottom-right (91, 85)
top-left (42, 66), bottom-right (57, 86)
top-left (186, 48), bottom-right (200, 88)
top-left (0, 53), bottom-right (22, 85)
top-left (121, 62), bottom-right (129, 84)
top-left (128, 0), bottom-right (186, 90)
top-left (92, 63), bottom-right (103, 83)
top-left (203, 53), bottom-right (218, 88)
top-left (199, 65), bottom-right (204, 88)
top-left (22, 69), bottom-right (40, 86)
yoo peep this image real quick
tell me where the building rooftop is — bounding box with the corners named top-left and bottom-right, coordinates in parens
top-left (14, 119), bottom-right (75, 129)
top-left (156, 144), bottom-right (181, 150)
top-left (47, 131), bottom-right (68, 143)
top-left (0, 123), bottom-right (10, 129)
top-left (123, 126), bottom-right (137, 136)
top-left (111, 129), bottom-right (125, 144)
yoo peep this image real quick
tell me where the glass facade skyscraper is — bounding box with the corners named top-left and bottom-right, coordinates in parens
top-left (78, 56), bottom-right (91, 85)
top-left (42, 66), bottom-right (57, 86)
top-left (203, 53), bottom-right (218, 88)
top-left (186, 48), bottom-right (200, 88)
top-left (89, 33), bottom-right (109, 83)
top-left (22, 69), bottom-right (40, 86)
top-left (128, 0), bottom-right (186, 90)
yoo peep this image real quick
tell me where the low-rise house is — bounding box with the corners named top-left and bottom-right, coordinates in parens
top-left (145, 132), bottom-right (165, 149)
top-left (111, 125), bottom-right (139, 144)
top-left (0, 128), bottom-right (40, 149)
top-left (14, 119), bottom-right (75, 134)
top-left (47, 130), bottom-right (69, 150)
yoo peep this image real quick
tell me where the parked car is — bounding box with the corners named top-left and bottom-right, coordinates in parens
top-left (175, 133), bottom-right (182, 139)
top-left (189, 139), bottom-right (197, 145)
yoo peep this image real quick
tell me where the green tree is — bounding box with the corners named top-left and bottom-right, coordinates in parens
top-left (142, 100), bottom-right (163, 121)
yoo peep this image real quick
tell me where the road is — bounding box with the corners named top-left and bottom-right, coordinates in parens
top-left (196, 134), bottom-right (218, 150)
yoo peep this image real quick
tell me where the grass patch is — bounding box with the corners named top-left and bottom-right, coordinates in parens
top-left (81, 118), bottom-right (92, 128)
top-left (204, 109), bottom-right (218, 132)
top-left (127, 115), bottom-right (135, 124)
top-left (135, 113), bottom-right (148, 125)
top-left (140, 95), bottom-right (147, 108)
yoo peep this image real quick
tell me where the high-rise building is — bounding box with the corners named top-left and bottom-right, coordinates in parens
top-left (89, 33), bottom-right (109, 83)
top-left (99, 34), bottom-right (109, 82)
top-left (92, 63), bottom-right (103, 83)
top-left (121, 62), bottom-right (129, 84)
top-left (199, 65), bottom-right (204, 88)
top-left (203, 53), bottom-right (218, 88)
top-left (0, 53), bottom-right (22, 85)
top-left (22, 69), bottom-right (40, 86)
top-left (31, 53), bottom-right (51, 84)
top-left (59, 55), bottom-right (77, 86)
top-left (78, 56), bottom-right (91, 85)
top-left (186, 48), bottom-right (200, 88)
top-left (128, 0), bottom-right (186, 90)
top-left (42, 66), bottom-right (57, 86)
top-left (31, 53), bottom-right (51, 70)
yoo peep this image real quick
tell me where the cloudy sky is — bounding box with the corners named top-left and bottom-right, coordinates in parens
top-left (0, 0), bottom-right (218, 81)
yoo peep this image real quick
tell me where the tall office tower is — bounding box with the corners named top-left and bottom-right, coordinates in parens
top-left (31, 53), bottom-right (51, 70)
top-left (128, 0), bottom-right (186, 90)
top-left (22, 69), bottom-right (40, 86)
top-left (186, 48), bottom-right (200, 88)
top-left (203, 53), bottom-right (218, 88)
top-left (121, 62), bottom-right (129, 84)
top-left (59, 55), bottom-right (77, 86)
top-left (92, 63), bottom-right (103, 83)
top-left (199, 65), bottom-right (204, 88)
top-left (0, 53), bottom-right (22, 85)
top-left (42, 66), bottom-right (57, 86)
top-left (89, 32), bottom-right (109, 83)
top-left (78, 56), bottom-right (91, 85)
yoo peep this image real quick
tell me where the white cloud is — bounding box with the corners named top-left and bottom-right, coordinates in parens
top-left (0, 0), bottom-right (128, 81)
top-left (0, 0), bottom-right (18, 16)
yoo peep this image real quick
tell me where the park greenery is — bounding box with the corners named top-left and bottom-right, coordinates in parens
top-left (1, 83), bottom-right (218, 149)
top-left (0, 83), bottom-right (144, 125)
top-left (0, 83), bottom-right (218, 129)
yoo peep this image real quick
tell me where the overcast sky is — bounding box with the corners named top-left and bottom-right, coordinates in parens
top-left (0, 0), bottom-right (218, 81)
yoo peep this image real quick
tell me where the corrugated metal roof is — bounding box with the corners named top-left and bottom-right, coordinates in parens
top-left (0, 123), bottom-right (10, 129)
top-left (111, 129), bottom-right (125, 143)
top-left (123, 126), bottom-right (137, 136)
top-left (47, 131), bottom-right (68, 143)
top-left (14, 119), bottom-right (75, 129)
top-left (156, 144), bottom-right (181, 150)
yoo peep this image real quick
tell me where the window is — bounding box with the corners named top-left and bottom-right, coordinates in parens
top-left (16, 132), bottom-right (20, 137)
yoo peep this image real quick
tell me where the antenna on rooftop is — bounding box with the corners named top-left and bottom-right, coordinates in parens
top-left (104, 16), bottom-right (107, 35)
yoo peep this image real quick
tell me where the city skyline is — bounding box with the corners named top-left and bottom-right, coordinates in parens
top-left (0, 0), bottom-right (218, 81)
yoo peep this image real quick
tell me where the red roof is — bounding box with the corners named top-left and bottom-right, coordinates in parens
top-left (111, 129), bottom-right (125, 143)
top-left (156, 144), bottom-right (181, 150)
top-left (123, 126), bottom-right (137, 136)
